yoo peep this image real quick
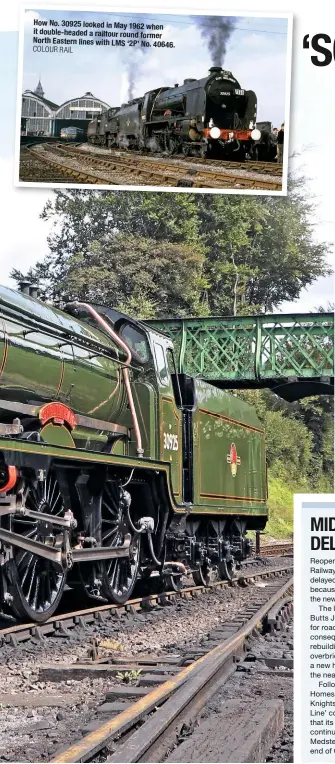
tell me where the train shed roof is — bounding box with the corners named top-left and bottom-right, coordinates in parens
top-left (22, 90), bottom-right (59, 112)
top-left (54, 92), bottom-right (110, 116)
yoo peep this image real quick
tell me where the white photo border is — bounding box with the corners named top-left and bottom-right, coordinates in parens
top-left (15, 4), bottom-right (293, 196)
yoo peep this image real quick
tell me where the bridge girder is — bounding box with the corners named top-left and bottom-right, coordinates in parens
top-left (148, 313), bottom-right (334, 401)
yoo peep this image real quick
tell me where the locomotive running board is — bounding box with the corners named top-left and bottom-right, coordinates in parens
top-left (0, 528), bottom-right (131, 568)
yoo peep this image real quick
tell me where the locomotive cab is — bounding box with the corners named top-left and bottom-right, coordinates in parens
top-left (79, 306), bottom-right (267, 518)
top-left (83, 306), bottom-right (183, 496)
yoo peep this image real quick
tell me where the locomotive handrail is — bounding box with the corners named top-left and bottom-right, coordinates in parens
top-left (70, 302), bottom-right (144, 457)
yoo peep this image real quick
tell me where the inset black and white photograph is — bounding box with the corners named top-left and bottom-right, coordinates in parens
top-left (16, 6), bottom-right (292, 193)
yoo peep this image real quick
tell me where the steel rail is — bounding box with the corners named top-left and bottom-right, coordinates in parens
top-left (0, 561), bottom-right (292, 644)
top-left (49, 571), bottom-right (293, 763)
top-left (19, 149), bottom-right (79, 184)
top-left (24, 147), bottom-right (185, 188)
top-left (107, 578), bottom-right (293, 764)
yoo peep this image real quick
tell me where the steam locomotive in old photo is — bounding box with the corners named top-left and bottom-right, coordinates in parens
top-left (87, 67), bottom-right (263, 160)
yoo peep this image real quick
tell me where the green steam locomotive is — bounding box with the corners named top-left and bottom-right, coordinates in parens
top-left (0, 284), bottom-right (267, 623)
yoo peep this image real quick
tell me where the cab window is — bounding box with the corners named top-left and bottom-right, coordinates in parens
top-left (167, 348), bottom-right (177, 375)
top-left (119, 323), bottom-right (150, 364)
top-left (154, 343), bottom-right (170, 386)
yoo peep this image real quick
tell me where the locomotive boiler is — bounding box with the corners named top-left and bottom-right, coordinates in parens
top-left (87, 67), bottom-right (261, 159)
top-left (0, 285), bottom-right (267, 623)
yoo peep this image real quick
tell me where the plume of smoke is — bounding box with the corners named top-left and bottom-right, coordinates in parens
top-left (127, 60), bottom-right (137, 100)
top-left (193, 16), bottom-right (236, 67)
top-left (122, 15), bottom-right (151, 101)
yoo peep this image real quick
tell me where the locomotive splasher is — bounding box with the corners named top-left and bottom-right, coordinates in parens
top-left (0, 285), bottom-right (267, 623)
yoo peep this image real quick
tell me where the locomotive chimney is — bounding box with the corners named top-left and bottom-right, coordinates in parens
top-left (29, 285), bottom-right (38, 299)
top-left (209, 66), bottom-right (222, 74)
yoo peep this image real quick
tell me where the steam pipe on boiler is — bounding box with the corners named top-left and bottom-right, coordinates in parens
top-left (69, 302), bottom-right (144, 458)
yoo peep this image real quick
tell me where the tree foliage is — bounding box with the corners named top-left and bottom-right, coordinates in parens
top-left (55, 233), bottom-right (208, 318)
top-left (11, 172), bottom-right (331, 317)
top-left (238, 389), bottom-right (334, 491)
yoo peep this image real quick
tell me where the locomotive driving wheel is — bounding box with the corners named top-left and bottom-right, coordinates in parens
top-left (100, 481), bottom-right (140, 605)
top-left (7, 469), bottom-right (67, 622)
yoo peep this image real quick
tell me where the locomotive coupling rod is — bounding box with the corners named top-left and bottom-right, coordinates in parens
top-left (0, 502), bottom-right (76, 529)
top-left (0, 529), bottom-right (131, 567)
top-left (71, 535), bottom-right (131, 563)
top-left (0, 528), bottom-right (63, 567)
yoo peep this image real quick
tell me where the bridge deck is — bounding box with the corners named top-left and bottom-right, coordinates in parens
top-left (148, 313), bottom-right (334, 400)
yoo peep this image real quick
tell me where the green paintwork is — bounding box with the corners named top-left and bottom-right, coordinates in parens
top-left (147, 314), bottom-right (334, 391)
top-left (0, 286), bottom-right (271, 520)
top-left (40, 423), bottom-right (76, 448)
top-left (0, 434), bottom-right (268, 519)
top-left (110, 320), bottom-right (183, 493)
top-left (192, 380), bottom-right (266, 512)
top-left (131, 380), bottom-right (158, 459)
top-left (150, 332), bottom-right (182, 497)
top-left (0, 286), bottom-right (126, 443)
top-left (160, 395), bottom-right (182, 499)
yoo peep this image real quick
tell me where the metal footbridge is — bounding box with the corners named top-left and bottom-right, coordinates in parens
top-left (148, 313), bottom-right (334, 400)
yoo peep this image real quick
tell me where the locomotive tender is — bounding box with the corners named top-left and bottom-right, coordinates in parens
top-left (0, 285), bottom-right (267, 623)
top-left (87, 67), bottom-right (261, 159)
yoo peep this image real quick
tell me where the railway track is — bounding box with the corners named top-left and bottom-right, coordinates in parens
top-left (19, 146), bottom-right (110, 185)
top-left (260, 542), bottom-right (293, 557)
top-left (45, 564), bottom-right (293, 763)
top-left (21, 138), bottom-right (283, 177)
top-left (23, 144), bottom-right (282, 191)
top-left (75, 144), bottom-right (283, 177)
top-left (0, 558), bottom-right (290, 644)
top-left (184, 156), bottom-right (283, 176)
top-left (57, 144), bottom-right (282, 190)
top-left (71, 144), bottom-right (283, 177)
